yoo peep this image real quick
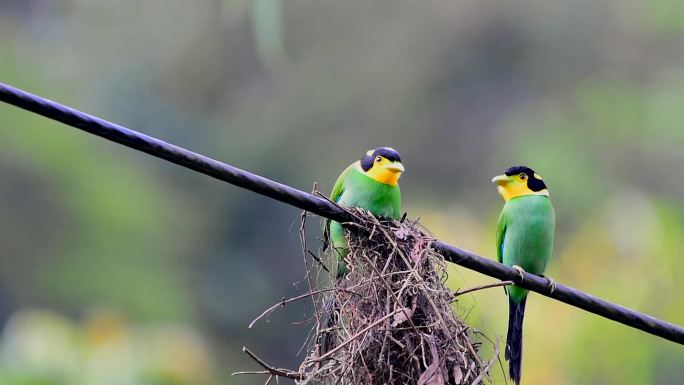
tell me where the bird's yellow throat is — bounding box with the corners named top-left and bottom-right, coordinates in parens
top-left (497, 185), bottom-right (548, 202)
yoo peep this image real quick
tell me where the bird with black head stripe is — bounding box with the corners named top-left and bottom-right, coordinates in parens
top-left (492, 166), bottom-right (556, 385)
top-left (327, 147), bottom-right (404, 276)
top-left (319, 147), bottom-right (404, 353)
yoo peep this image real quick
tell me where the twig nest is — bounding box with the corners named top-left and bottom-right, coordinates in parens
top-left (299, 209), bottom-right (494, 385)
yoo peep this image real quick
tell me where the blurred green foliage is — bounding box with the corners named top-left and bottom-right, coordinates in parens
top-left (2, 1), bottom-right (684, 384)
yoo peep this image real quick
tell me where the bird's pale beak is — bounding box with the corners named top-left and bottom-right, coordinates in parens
top-left (384, 162), bottom-right (405, 173)
top-left (492, 174), bottom-right (510, 186)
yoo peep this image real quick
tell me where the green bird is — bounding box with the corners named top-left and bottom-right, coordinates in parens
top-left (493, 166), bottom-right (555, 385)
top-left (328, 147), bottom-right (404, 276)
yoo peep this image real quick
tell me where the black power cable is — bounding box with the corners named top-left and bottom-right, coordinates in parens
top-left (1, 82), bottom-right (683, 345)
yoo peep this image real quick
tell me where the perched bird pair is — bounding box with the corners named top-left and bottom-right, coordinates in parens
top-left (327, 147), bottom-right (555, 385)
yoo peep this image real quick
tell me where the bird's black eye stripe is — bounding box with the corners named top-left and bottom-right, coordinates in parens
top-left (527, 177), bottom-right (547, 192)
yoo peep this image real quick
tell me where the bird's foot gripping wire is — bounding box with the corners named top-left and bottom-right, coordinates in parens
top-left (511, 265), bottom-right (526, 283)
top-left (542, 275), bottom-right (557, 294)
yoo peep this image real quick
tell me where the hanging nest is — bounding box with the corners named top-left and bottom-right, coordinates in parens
top-left (297, 207), bottom-right (498, 385)
top-left (241, 207), bottom-right (499, 385)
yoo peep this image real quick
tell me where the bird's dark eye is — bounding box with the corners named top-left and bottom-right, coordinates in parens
top-left (375, 156), bottom-right (383, 163)
top-left (519, 173), bottom-right (528, 180)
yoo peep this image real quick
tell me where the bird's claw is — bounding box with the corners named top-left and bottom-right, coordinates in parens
top-left (512, 265), bottom-right (526, 282)
top-left (542, 275), bottom-right (557, 294)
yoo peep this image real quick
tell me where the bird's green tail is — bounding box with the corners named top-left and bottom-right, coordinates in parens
top-left (506, 295), bottom-right (527, 385)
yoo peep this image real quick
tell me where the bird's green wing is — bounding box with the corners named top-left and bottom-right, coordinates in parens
top-left (324, 162), bottom-right (356, 234)
top-left (330, 162), bottom-right (356, 204)
top-left (496, 209), bottom-right (507, 264)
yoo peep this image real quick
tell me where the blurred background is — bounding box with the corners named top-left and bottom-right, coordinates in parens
top-left (1, 0), bottom-right (684, 384)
